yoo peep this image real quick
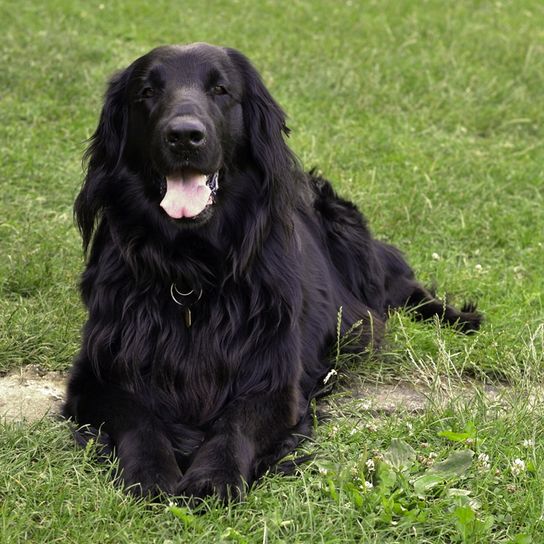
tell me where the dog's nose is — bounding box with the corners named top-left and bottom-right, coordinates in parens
top-left (165, 117), bottom-right (206, 149)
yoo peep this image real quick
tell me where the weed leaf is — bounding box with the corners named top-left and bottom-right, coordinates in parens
top-left (376, 461), bottom-right (397, 489)
top-left (438, 422), bottom-right (476, 443)
top-left (221, 527), bottom-right (249, 543)
top-left (413, 450), bottom-right (473, 496)
top-left (384, 438), bottom-right (416, 471)
top-left (507, 535), bottom-right (532, 544)
top-left (168, 505), bottom-right (197, 526)
top-left (430, 449), bottom-right (473, 476)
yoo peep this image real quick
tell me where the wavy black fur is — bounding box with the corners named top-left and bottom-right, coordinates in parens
top-left (64, 43), bottom-right (482, 500)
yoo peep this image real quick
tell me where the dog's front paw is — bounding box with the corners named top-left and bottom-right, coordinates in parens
top-left (457, 302), bottom-right (483, 333)
top-left (117, 431), bottom-right (182, 498)
top-left (120, 458), bottom-right (182, 498)
top-left (178, 466), bottom-right (246, 502)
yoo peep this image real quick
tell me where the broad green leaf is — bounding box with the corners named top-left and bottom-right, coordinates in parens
top-left (454, 506), bottom-right (494, 541)
top-left (413, 450), bottom-right (474, 496)
top-left (454, 505), bottom-right (476, 540)
top-left (413, 473), bottom-right (448, 496)
top-left (384, 438), bottom-right (416, 471)
top-left (344, 482), bottom-right (364, 508)
top-left (454, 504), bottom-right (476, 525)
top-left (327, 478), bottom-right (338, 501)
top-left (168, 505), bottom-right (196, 526)
top-left (221, 527), bottom-right (249, 544)
top-left (429, 450), bottom-right (473, 476)
top-left (507, 535), bottom-right (532, 544)
top-left (437, 430), bottom-right (473, 442)
top-left (447, 488), bottom-right (472, 497)
top-left (376, 461), bottom-right (397, 490)
top-left (448, 488), bottom-right (481, 510)
top-left (438, 422), bottom-right (476, 442)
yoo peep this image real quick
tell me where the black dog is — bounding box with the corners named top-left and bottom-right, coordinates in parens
top-left (64, 43), bottom-right (481, 500)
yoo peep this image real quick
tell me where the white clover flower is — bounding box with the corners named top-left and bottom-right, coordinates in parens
top-left (372, 450), bottom-right (384, 461)
top-left (365, 422), bottom-right (378, 432)
top-left (477, 453), bottom-right (490, 470)
top-left (318, 466), bottom-right (328, 476)
top-left (511, 458), bottom-right (526, 476)
top-left (432, 253), bottom-right (440, 261)
top-left (363, 481), bottom-right (373, 490)
top-left (365, 459), bottom-right (376, 472)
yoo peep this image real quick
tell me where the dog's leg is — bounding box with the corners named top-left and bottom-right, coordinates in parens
top-left (398, 280), bottom-right (482, 333)
top-left (64, 364), bottom-right (182, 497)
top-left (178, 386), bottom-right (300, 501)
top-left (376, 241), bottom-right (482, 333)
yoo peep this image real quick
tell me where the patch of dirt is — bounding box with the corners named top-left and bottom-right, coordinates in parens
top-left (348, 382), bottom-right (507, 414)
top-left (0, 366), bottom-right (66, 422)
top-left (0, 366), bottom-right (524, 423)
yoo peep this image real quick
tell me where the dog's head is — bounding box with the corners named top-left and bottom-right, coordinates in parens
top-left (76, 43), bottom-right (295, 250)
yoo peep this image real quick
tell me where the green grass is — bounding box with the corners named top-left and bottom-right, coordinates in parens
top-left (2, 390), bottom-right (544, 543)
top-left (1, 0), bottom-right (543, 542)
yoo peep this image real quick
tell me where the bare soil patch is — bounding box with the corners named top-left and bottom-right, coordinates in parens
top-left (0, 366), bottom-right (66, 422)
top-left (0, 366), bottom-right (518, 423)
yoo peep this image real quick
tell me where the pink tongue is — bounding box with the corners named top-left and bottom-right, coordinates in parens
top-left (160, 172), bottom-right (211, 219)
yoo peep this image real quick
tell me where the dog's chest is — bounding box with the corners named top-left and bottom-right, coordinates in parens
top-left (132, 298), bottom-right (245, 420)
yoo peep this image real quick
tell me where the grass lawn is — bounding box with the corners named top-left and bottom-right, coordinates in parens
top-left (1, 0), bottom-right (543, 542)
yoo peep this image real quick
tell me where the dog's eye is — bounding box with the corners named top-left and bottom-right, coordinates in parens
top-left (141, 87), bottom-right (155, 99)
top-left (211, 85), bottom-right (228, 96)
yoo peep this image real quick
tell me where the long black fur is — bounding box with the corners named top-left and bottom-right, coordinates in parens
top-left (64, 43), bottom-right (482, 500)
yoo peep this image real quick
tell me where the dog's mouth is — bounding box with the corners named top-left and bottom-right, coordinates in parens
top-left (159, 169), bottom-right (219, 220)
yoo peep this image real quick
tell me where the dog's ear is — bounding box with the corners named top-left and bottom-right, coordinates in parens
top-left (75, 67), bottom-right (131, 252)
top-left (226, 48), bottom-right (295, 188)
top-left (225, 49), bottom-right (299, 276)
